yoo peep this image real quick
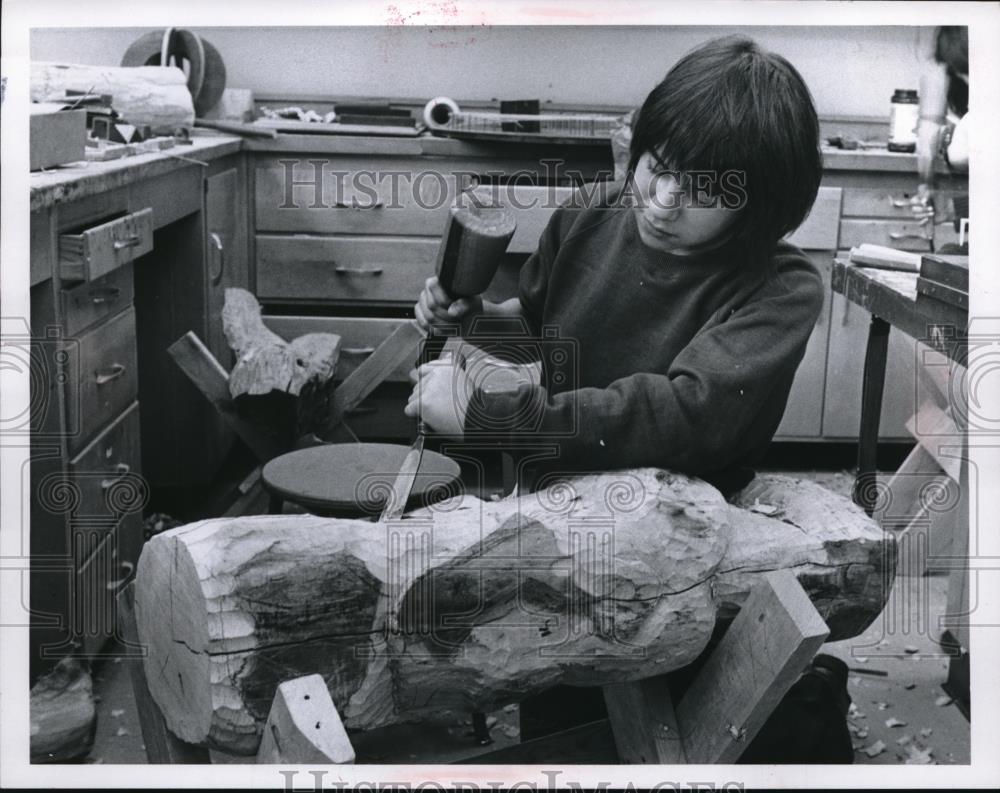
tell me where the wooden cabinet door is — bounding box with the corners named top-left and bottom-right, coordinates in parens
top-left (205, 161), bottom-right (249, 371)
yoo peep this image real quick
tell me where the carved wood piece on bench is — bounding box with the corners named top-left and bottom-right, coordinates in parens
top-left (223, 287), bottom-right (342, 444)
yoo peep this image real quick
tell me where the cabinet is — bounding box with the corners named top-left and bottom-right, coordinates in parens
top-left (27, 146), bottom-right (249, 681)
top-left (29, 193), bottom-right (148, 681)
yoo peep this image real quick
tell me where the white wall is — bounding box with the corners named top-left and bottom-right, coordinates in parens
top-left (30, 25), bottom-right (932, 118)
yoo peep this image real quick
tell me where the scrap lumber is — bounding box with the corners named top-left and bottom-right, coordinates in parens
top-left (29, 657), bottom-right (97, 763)
top-left (223, 288), bottom-right (340, 444)
top-left (255, 675), bottom-right (355, 764)
top-left (134, 469), bottom-right (892, 755)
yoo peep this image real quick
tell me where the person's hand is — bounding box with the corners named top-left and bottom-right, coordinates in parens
top-left (414, 276), bottom-right (483, 332)
top-left (910, 183), bottom-right (935, 225)
top-left (404, 359), bottom-right (471, 439)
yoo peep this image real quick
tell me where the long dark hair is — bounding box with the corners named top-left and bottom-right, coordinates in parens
top-left (627, 36), bottom-right (822, 272)
top-left (935, 26), bottom-right (968, 117)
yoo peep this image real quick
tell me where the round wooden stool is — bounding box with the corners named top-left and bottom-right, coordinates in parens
top-left (261, 443), bottom-right (462, 518)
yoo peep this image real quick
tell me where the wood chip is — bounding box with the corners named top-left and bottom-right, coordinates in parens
top-left (904, 645), bottom-right (920, 654)
top-left (904, 745), bottom-right (935, 764)
top-left (848, 703), bottom-right (866, 719)
top-left (114, 727), bottom-right (129, 737)
top-left (920, 728), bottom-right (933, 738)
top-left (749, 498), bottom-right (780, 516)
top-left (854, 656), bottom-right (869, 663)
top-left (886, 717), bottom-right (907, 728)
top-left (875, 701), bottom-right (889, 710)
top-left (935, 695), bottom-right (954, 707)
top-left (896, 734), bottom-right (913, 746)
top-left (110, 709), bottom-right (125, 718)
top-left (904, 683), bottom-right (917, 690)
top-left (500, 724), bottom-right (520, 739)
top-left (862, 739), bottom-right (886, 758)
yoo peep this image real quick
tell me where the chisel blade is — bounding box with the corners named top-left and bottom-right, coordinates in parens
top-left (379, 434), bottom-right (425, 522)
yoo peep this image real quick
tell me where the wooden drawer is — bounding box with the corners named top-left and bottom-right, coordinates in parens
top-left (73, 512), bottom-right (143, 657)
top-left (129, 165), bottom-right (202, 228)
top-left (838, 218), bottom-right (933, 252)
top-left (65, 307), bottom-right (139, 455)
top-left (60, 264), bottom-right (134, 337)
top-left (256, 235), bottom-right (439, 303)
top-left (58, 208), bottom-right (153, 282)
top-left (68, 402), bottom-right (142, 525)
top-left (263, 315), bottom-right (414, 383)
top-left (255, 156), bottom-right (466, 235)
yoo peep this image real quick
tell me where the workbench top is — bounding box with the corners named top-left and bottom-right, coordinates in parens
top-left (28, 131), bottom-right (932, 214)
top-left (29, 134), bottom-right (243, 212)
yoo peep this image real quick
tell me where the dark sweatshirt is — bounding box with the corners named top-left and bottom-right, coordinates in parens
top-left (463, 193), bottom-right (825, 484)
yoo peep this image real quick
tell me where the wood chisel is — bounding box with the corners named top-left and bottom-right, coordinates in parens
top-left (370, 201), bottom-right (516, 520)
top-left (378, 353), bottom-right (452, 522)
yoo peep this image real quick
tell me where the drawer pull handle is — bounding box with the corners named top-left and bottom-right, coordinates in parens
top-left (113, 235), bottom-right (143, 251)
top-left (209, 232), bottom-right (226, 286)
top-left (89, 286), bottom-right (121, 305)
top-left (106, 560), bottom-right (135, 590)
top-left (335, 266), bottom-right (384, 276)
top-left (342, 346), bottom-right (376, 356)
top-left (95, 363), bottom-right (126, 386)
top-left (333, 199), bottom-right (384, 210)
top-left (889, 231), bottom-right (932, 241)
top-left (101, 462), bottom-right (131, 489)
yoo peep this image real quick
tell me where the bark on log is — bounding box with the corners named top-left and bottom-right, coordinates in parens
top-left (30, 62), bottom-right (194, 132)
top-left (223, 288), bottom-right (340, 442)
top-left (134, 469), bottom-right (893, 755)
top-left (30, 657), bottom-right (97, 763)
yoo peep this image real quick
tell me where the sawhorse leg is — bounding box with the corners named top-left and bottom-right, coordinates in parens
top-left (602, 570), bottom-right (829, 764)
top-left (853, 316), bottom-right (891, 515)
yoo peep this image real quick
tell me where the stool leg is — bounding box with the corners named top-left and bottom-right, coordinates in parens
top-left (268, 494), bottom-right (284, 515)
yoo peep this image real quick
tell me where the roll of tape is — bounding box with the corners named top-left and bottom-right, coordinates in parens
top-left (423, 96), bottom-right (460, 129)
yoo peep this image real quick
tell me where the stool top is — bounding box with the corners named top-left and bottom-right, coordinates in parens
top-left (262, 443), bottom-right (462, 516)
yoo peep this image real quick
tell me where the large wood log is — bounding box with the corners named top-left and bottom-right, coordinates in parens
top-left (31, 62), bottom-right (194, 132)
top-left (134, 469), bottom-right (893, 755)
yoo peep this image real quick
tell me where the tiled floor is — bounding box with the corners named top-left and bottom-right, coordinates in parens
top-left (79, 468), bottom-right (970, 766)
